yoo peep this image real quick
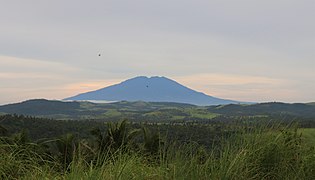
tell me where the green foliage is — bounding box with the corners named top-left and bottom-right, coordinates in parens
top-left (208, 102), bottom-right (315, 118)
top-left (142, 127), bottom-right (162, 157)
top-left (299, 128), bottom-right (315, 145)
top-left (0, 130), bottom-right (56, 179)
top-left (1, 115), bottom-right (315, 179)
top-left (0, 125), bottom-right (8, 136)
top-left (55, 133), bottom-right (78, 170)
top-left (12, 129), bottom-right (30, 146)
top-left (91, 120), bottom-right (141, 155)
top-left (106, 120), bottom-right (130, 150)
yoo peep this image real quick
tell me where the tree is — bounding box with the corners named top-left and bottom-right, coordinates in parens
top-left (55, 133), bottom-right (78, 170)
top-left (0, 125), bottom-right (8, 137)
top-left (12, 129), bottom-right (30, 146)
top-left (91, 120), bottom-right (141, 154)
top-left (142, 127), bottom-right (161, 156)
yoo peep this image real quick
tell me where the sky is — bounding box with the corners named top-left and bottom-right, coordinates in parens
top-left (0, 0), bottom-right (314, 105)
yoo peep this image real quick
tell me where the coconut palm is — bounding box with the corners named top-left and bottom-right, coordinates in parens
top-left (12, 129), bottom-right (30, 146)
top-left (55, 133), bottom-right (77, 169)
top-left (91, 120), bottom-right (141, 153)
top-left (142, 127), bottom-right (162, 156)
top-left (90, 127), bottom-right (108, 153)
top-left (0, 125), bottom-right (8, 137)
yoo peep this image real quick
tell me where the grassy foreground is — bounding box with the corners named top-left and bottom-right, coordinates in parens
top-left (1, 124), bottom-right (315, 179)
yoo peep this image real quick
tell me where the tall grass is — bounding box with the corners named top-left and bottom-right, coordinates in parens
top-left (1, 124), bottom-right (315, 179)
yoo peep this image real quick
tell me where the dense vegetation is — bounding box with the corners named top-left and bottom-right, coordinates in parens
top-left (0, 114), bottom-right (235, 148)
top-left (1, 114), bottom-right (315, 179)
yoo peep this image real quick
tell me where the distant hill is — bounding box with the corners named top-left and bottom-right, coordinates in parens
top-left (207, 102), bottom-right (315, 117)
top-left (1, 99), bottom-right (315, 120)
top-left (0, 99), bottom-right (82, 118)
top-left (0, 99), bottom-right (196, 119)
top-left (64, 76), bottom-right (240, 106)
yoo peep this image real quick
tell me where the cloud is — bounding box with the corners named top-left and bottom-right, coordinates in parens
top-left (174, 73), bottom-right (299, 102)
top-left (0, 0), bottom-right (314, 104)
top-left (0, 55), bottom-right (130, 104)
top-left (0, 56), bottom-right (82, 104)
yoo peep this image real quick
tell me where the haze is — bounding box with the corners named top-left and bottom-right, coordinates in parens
top-left (0, 0), bottom-right (314, 105)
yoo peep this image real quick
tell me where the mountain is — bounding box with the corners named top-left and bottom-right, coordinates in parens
top-left (65, 76), bottom-right (240, 106)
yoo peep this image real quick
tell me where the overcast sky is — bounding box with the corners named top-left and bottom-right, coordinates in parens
top-left (0, 0), bottom-right (314, 105)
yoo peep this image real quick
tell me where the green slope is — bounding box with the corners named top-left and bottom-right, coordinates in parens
top-left (207, 102), bottom-right (315, 117)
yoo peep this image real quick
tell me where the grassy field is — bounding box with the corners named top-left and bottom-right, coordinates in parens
top-left (187, 108), bottom-right (219, 119)
top-left (299, 128), bottom-right (315, 145)
top-left (1, 122), bottom-right (315, 179)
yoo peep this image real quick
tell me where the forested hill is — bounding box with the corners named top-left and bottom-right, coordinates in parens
top-left (0, 99), bottom-right (196, 119)
top-left (0, 99), bottom-right (195, 113)
top-left (207, 102), bottom-right (315, 118)
top-left (1, 99), bottom-right (315, 120)
top-left (0, 99), bottom-right (81, 115)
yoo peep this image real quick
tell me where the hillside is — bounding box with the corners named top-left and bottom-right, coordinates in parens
top-left (0, 99), bottom-right (196, 120)
top-left (207, 102), bottom-right (315, 117)
top-left (1, 99), bottom-right (315, 121)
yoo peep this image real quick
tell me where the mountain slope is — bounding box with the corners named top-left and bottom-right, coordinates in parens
top-left (65, 76), bottom-right (239, 105)
top-left (207, 102), bottom-right (315, 117)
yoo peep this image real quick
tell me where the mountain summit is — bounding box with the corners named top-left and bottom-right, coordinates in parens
top-left (65, 76), bottom-right (240, 105)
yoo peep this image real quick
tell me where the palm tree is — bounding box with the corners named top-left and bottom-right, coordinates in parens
top-left (12, 129), bottom-right (30, 146)
top-left (0, 125), bottom-right (8, 137)
top-left (142, 127), bottom-right (161, 156)
top-left (90, 127), bottom-right (108, 153)
top-left (55, 133), bottom-right (77, 170)
top-left (91, 120), bottom-right (141, 153)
